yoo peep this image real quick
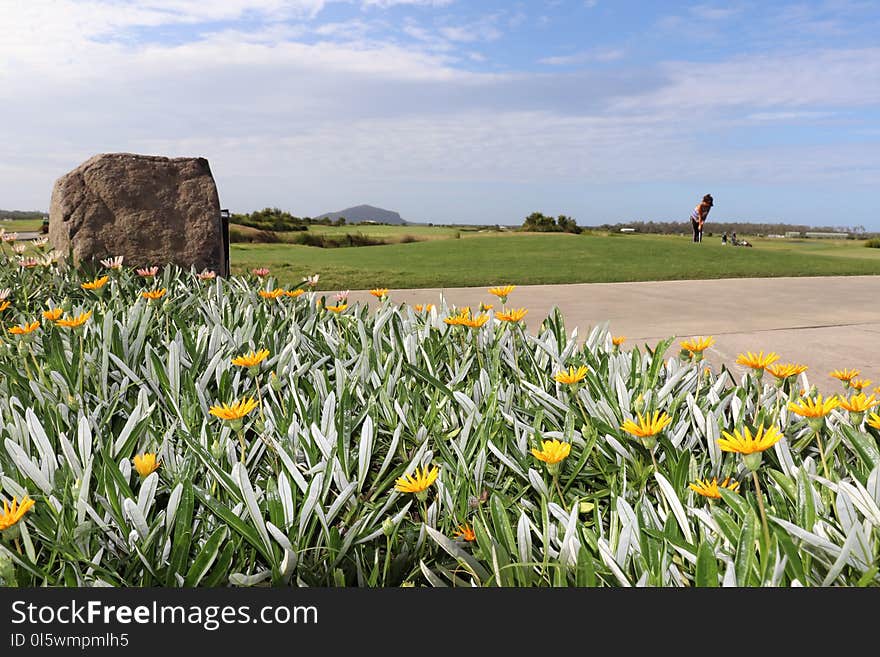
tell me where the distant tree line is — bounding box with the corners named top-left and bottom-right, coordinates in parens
top-left (520, 211), bottom-right (582, 234)
top-left (596, 220), bottom-right (874, 238)
top-left (231, 207), bottom-right (347, 231)
top-left (0, 209), bottom-right (45, 221)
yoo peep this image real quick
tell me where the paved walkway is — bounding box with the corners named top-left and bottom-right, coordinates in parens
top-left (346, 275), bottom-right (880, 396)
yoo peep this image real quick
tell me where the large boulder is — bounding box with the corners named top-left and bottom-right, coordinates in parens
top-left (49, 153), bottom-right (227, 274)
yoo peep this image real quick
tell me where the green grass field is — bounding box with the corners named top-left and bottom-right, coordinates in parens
top-left (0, 218), bottom-right (43, 232)
top-left (231, 231), bottom-right (880, 289)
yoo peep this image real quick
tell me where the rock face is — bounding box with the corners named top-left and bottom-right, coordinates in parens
top-left (49, 153), bottom-right (227, 274)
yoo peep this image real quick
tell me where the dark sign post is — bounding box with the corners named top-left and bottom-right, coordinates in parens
top-left (219, 208), bottom-right (230, 277)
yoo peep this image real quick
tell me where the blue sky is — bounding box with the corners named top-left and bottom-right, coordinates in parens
top-left (2, 0), bottom-right (879, 229)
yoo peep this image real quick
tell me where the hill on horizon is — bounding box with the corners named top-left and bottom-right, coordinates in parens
top-left (316, 204), bottom-right (406, 225)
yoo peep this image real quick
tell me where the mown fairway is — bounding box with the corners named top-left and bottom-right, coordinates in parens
top-left (232, 231), bottom-right (880, 290)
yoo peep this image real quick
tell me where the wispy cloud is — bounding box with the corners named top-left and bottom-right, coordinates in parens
top-left (539, 48), bottom-right (625, 66)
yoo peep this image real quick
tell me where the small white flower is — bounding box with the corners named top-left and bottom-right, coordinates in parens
top-left (304, 274), bottom-right (320, 287)
top-left (12, 243), bottom-right (26, 254)
top-left (0, 288), bottom-right (10, 300)
top-left (334, 290), bottom-right (350, 302)
top-left (101, 255), bottom-right (124, 269)
top-left (2, 232), bottom-right (18, 242)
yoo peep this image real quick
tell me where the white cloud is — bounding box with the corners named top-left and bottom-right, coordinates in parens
top-left (539, 48), bottom-right (625, 65)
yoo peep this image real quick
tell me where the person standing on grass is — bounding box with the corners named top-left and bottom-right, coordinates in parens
top-left (690, 194), bottom-right (713, 243)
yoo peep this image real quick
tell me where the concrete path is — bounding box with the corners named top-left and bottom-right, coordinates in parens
top-left (346, 275), bottom-right (880, 396)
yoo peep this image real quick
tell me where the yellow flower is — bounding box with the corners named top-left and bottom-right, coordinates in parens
top-left (689, 476), bottom-right (740, 499)
top-left (736, 350), bottom-right (780, 371)
top-left (395, 465), bottom-right (440, 494)
top-left (681, 336), bottom-right (715, 354)
top-left (849, 378), bottom-right (872, 391)
top-left (838, 394), bottom-right (878, 413)
top-left (830, 368), bottom-right (860, 383)
top-left (259, 288), bottom-right (285, 299)
top-left (325, 303), bottom-right (347, 313)
top-left (56, 311), bottom-right (92, 328)
top-left (621, 411), bottom-right (673, 439)
top-left (42, 307), bottom-right (63, 321)
top-left (0, 301), bottom-right (10, 312)
top-left (553, 365), bottom-right (589, 384)
top-left (209, 396), bottom-right (259, 421)
top-left (488, 285), bottom-right (516, 299)
top-left (612, 335), bottom-right (626, 346)
top-left (369, 288), bottom-right (389, 299)
top-left (443, 309), bottom-right (469, 326)
top-left (479, 302), bottom-right (494, 312)
top-left (81, 275), bottom-right (109, 290)
top-left (141, 288), bottom-right (167, 300)
top-left (718, 424), bottom-right (783, 455)
top-left (414, 304), bottom-right (434, 312)
top-left (8, 320), bottom-right (39, 335)
top-left (766, 363), bottom-right (809, 380)
top-left (284, 289), bottom-right (305, 298)
top-left (0, 495), bottom-right (36, 531)
top-left (453, 522), bottom-right (476, 542)
top-left (462, 313), bottom-right (489, 328)
top-left (231, 348), bottom-right (270, 368)
top-left (868, 413), bottom-right (880, 430)
top-left (787, 394), bottom-right (840, 418)
top-left (132, 453), bottom-right (161, 477)
top-left (495, 308), bottom-right (528, 322)
top-left (530, 439), bottom-right (572, 465)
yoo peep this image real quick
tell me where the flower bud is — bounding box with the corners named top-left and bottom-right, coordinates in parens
top-left (71, 477), bottom-right (82, 498)
top-left (269, 371), bottom-right (283, 392)
top-left (382, 517), bottom-right (395, 537)
top-left (743, 451), bottom-right (763, 471)
top-left (632, 394), bottom-right (645, 415)
top-left (210, 439), bottom-right (224, 459)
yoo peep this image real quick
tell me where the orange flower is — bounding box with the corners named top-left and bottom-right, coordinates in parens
top-left (736, 350), bottom-right (779, 371)
top-left (488, 285), bottom-right (515, 300)
top-left (766, 363), bottom-right (809, 380)
top-left (325, 303), bottom-right (347, 313)
top-left (612, 335), bottom-right (626, 346)
top-left (8, 320), bottom-right (39, 335)
top-left (681, 336), bottom-right (715, 354)
top-left (258, 288), bottom-right (285, 299)
top-left (55, 311), bottom-right (92, 328)
top-left (453, 523), bottom-right (476, 542)
top-left (42, 307), bottom-right (63, 321)
top-left (141, 288), bottom-right (167, 300)
top-left (849, 378), bottom-right (872, 392)
top-left (81, 275), bottom-right (109, 290)
top-left (414, 304), bottom-right (435, 313)
top-left (830, 368), bottom-right (860, 383)
top-left (284, 289), bottom-right (305, 298)
top-left (0, 301), bottom-right (10, 312)
top-left (495, 308), bottom-right (528, 322)
top-left (369, 288), bottom-right (389, 299)
top-left (838, 394), bottom-right (878, 413)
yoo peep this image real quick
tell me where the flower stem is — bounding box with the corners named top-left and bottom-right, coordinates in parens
top-left (237, 429), bottom-right (247, 464)
top-left (815, 430), bottom-right (831, 481)
top-left (752, 470), bottom-right (771, 549)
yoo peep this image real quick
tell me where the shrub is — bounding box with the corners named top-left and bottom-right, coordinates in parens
top-left (865, 238), bottom-right (880, 248)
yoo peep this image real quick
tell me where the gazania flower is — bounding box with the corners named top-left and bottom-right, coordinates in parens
top-left (688, 476), bottom-right (740, 499)
top-left (681, 336), bottom-right (715, 354)
top-left (137, 266), bottom-right (158, 277)
top-left (414, 304), bottom-right (434, 312)
top-left (369, 288), bottom-right (388, 299)
top-left (443, 309), bottom-right (470, 326)
top-left (838, 394), bottom-right (878, 413)
top-left (252, 267), bottom-right (270, 277)
top-left (0, 288), bottom-right (10, 301)
top-left (495, 308), bottom-right (528, 322)
top-left (8, 320), bottom-right (39, 335)
top-left (531, 439), bottom-right (572, 465)
top-left (42, 307), bottom-right (63, 321)
top-left (718, 424), bottom-right (783, 455)
top-left (453, 522), bottom-right (476, 542)
top-left (81, 275), bottom-right (109, 290)
top-left (488, 285), bottom-right (516, 301)
top-left (849, 378), bottom-right (872, 392)
top-left (304, 274), bottom-right (320, 287)
top-left (868, 413), bottom-right (880, 430)
top-left (325, 303), bottom-right (347, 313)
top-left (141, 288), bottom-right (167, 300)
top-left (554, 365), bottom-right (589, 384)
top-left (12, 243), bottom-right (27, 254)
top-left (462, 313), bottom-right (489, 328)
top-left (1, 232), bottom-right (18, 242)
top-left (100, 255), bottom-right (124, 270)
top-left (197, 270), bottom-right (216, 280)
top-left (32, 236), bottom-right (49, 248)
top-left (787, 394), bottom-right (840, 419)
top-left (209, 396), bottom-right (259, 422)
top-left (231, 348), bottom-right (270, 368)
top-left (334, 290), bottom-right (350, 303)
top-left (395, 465), bottom-right (440, 498)
top-left (736, 350), bottom-right (779, 371)
top-left (621, 411), bottom-right (673, 440)
top-left (479, 302), bottom-right (494, 312)
top-left (56, 311), bottom-right (92, 328)
top-left (612, 335), bottom-right (626, 346)
top-left (830, 368), bottom-right (860, 384)
top-left (0, 301), bottom-right (10, 312)
top-left (0, 495), bottom-right (36, 531)
top-left (258, 288), bottom-right (285, 299)
top-left (18, 257), bottom-right (41, 268)
top-left (132, 453), bottom-right (160, 478)
top-left (766, 363), bottom-right (809, 380)
top-left (284, 289), bottom-right (305, 298)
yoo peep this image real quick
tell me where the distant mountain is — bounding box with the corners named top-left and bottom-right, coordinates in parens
top-left (316, 204), bottom-right (406, 225)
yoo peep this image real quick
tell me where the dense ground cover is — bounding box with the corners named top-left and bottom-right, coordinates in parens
top-left (1, 236), bottom-right (879, 587)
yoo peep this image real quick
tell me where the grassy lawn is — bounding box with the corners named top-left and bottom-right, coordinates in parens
top-left (231, 232), bottom-right (880, 289)
top-left (0, 218), bottom-right (43, 232)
